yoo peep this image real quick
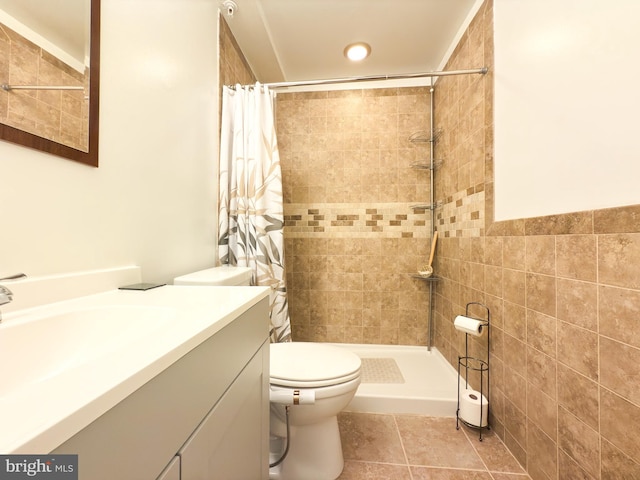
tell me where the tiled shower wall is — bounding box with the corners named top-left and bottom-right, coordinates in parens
top-left (276, 88), bottom-right (435, 345)
top-left (218, 17), bottom-right (255, 99)
top-left (0, 23), bottom-right (87, 151)
top-left (434, 1), bottom-right (640, 479)
top-left (219, 19), bottom-right (437, 346)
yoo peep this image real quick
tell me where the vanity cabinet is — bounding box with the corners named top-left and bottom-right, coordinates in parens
top-left (180, 343), bottom-right (268, 479)
top-left (52, 297), bottom-right (270, 480)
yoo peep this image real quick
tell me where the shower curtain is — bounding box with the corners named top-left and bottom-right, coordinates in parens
top-left (218, 83), bottom-right (292, 343)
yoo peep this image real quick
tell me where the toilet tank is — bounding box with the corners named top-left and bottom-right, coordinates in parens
top-left (173, 265), bottom-right (253, 286)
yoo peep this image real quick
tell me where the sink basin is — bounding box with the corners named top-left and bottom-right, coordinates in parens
top-left (0, 305), bottom-right (176, 396)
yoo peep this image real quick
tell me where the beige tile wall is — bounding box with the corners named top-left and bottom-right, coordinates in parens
top-left (219, 3), bottom-right (640, 477)
top-left (0, 23), bottom-right (88, 151)
top-left (434, 1), bottom-right (640, 479)
top-left (219, 17), bottom-right (255, 92)
top-left (276, 88), bottom-right (435, 345)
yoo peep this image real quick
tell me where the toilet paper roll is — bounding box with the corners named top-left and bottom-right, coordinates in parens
top-left (459, 389), bottom-right (488, 427)
top-left (454, 315), bottom-right (485, 337)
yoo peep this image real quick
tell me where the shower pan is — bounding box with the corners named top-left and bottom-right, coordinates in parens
top-left (339, 343), bottom-right (459, 416)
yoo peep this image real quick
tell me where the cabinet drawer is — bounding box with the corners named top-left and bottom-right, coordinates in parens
top-left (180, 345), bottom-right (269, 479)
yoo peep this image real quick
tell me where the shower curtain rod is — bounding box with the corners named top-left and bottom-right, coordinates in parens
top-left (229, 67), bottom-right (488, 90)
top-left (1, 84), bottom-right (84, 92)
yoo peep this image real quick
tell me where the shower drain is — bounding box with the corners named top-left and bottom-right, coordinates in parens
top-left (359, 358), bottom-right (405, 384)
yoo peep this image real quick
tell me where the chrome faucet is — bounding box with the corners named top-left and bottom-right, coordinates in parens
top-left (0, 273), bottom-right (27, 323)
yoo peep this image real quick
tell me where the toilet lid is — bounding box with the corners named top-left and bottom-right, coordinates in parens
top-left (270, 342), bottom-right (361, 388)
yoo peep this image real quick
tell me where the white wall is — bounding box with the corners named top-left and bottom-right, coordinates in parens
top-left (494, 0), bottom-right (640, 221)
top-left (0, 0), bottom-right (220, 283)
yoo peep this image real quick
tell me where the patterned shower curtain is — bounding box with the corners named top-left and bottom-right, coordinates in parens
top-left (218, 83), bottom-right (292, 343)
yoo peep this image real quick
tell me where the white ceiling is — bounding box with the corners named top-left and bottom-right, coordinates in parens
top-left (222, 0), bottom-right (483, 83)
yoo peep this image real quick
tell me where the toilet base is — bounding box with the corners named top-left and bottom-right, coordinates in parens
top-left (270, 415), bottom-right (344, 480)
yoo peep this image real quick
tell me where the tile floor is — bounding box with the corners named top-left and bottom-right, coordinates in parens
top-left (337, 412), bottom-right (531, 480)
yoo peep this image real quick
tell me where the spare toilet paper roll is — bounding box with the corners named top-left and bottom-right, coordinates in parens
top-left (454, 315), bottom-right (485, 336)
top-left (459, 389), bottom-right (488, 427)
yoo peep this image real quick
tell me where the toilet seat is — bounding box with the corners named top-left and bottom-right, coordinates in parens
top-left (270, 342), bottom-right (361, 388)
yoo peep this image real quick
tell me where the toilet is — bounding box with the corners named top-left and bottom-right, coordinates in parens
top-left (269, 342), bottom-right (361, 480)
top-left (173, 266), bottom-right (362, 480)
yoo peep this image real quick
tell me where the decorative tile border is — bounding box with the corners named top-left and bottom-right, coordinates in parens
top-left (436, 189), bottom-right (484, 238)
top-left (284, 203), bottom-right (432, 238)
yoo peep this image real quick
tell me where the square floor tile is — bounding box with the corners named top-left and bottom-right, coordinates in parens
top-left (339, 412), bottom-right (406, 464)
top-left (395, 415), bottom-right (485, 469)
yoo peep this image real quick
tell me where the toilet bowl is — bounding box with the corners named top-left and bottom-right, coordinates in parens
top-left (173, 266), bottom-right (362, 480)
top-left (270, 342), bottom-right (361, 480)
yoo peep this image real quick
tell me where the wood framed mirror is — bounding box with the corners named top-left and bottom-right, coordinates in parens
top-left (0, 0), bottom-right (100, 167)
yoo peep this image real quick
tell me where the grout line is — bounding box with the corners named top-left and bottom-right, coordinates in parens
top-left (341, 459), bottom-right (409, 467)
top-left (391, 414), bottom-right (414, 479)
top-left (555, 234), bottom-right (560, 480)
top-left (460, 421), bottom-right (533, 479)
top-left (596, 237), bottom-right (603, 480)
top-left (410, 465), bottom-right (490, 473)
top-left (460, 423), bottom-right (493, 474)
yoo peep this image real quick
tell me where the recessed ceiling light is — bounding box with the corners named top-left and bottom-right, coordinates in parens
top-left (344, 42), bottom-right (371, 62)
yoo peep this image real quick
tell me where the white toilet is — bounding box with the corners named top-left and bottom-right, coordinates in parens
top-left (269, 342), bottom-right (361, 480)
top-left (173, 266), bottom-right (362, 480)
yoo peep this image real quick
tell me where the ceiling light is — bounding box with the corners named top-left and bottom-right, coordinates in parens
top-left (344, 42), bottom-right (371, 62)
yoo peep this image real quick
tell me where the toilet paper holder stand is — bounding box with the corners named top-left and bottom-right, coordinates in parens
top-left (456, 301), bottom-right (490, 441)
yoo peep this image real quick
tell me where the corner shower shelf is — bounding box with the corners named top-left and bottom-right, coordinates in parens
top-left (410, 201), bottom-right (442, 211)
top-left (407, 112), bottom-right (440, 352)
top-left (410, 160), bottom-right (443, 170)
top-left (410, 274), bottom-right (440, 282)
top-left (409, 129), bottom-right (442, 144)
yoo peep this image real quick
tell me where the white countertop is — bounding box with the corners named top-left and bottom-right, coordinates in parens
top-left (0, 285), bottom-right (270, 454)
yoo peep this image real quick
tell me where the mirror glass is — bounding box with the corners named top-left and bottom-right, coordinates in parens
top-left (0, 0), bottom-right (99, 166)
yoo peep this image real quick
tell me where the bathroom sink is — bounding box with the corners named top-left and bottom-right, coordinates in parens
top-left (0, 284), bottom-right (271, 454)
top-left (0, 305), bottom-right (176, 396)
